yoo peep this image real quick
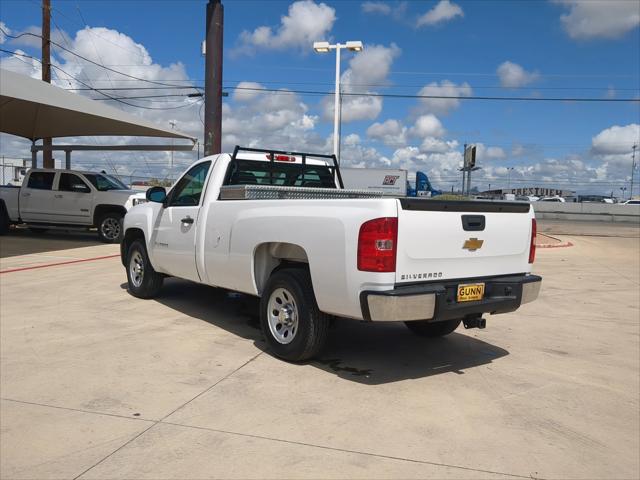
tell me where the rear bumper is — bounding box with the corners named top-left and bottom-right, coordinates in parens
top-left (360, 274), bottom-right (542, 322)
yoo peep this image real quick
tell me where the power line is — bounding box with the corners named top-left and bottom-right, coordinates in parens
top-left (227, 86), bottom-right (640, 102)
top-left (0, 48), bottom-right (201, 110)
top-left (0, 26), bottom-right (197, 90)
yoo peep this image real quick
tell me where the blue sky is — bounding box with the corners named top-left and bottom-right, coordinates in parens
top-left (1, 0), bottom-right (639, 194)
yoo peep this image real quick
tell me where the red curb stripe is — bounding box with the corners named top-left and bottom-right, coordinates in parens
top-left (0, 254), bottom-right (120, 274)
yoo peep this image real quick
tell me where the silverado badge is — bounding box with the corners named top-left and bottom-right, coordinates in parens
top-left (463, 238), bottom-right (484, 251)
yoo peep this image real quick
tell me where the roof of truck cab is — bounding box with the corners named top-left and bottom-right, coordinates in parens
top-left (26, 168), bottom-right (120, 176)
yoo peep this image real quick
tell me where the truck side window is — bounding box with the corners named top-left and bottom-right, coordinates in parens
top-left (26, 172), bottom-right (55, 190)
top-left (59, 173), bottom-right (91, 193)
top-left (168, 161), bottom-right (211, 207)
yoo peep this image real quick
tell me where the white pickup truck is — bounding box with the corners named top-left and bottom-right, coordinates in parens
top-left (121, 147), bottom-right (541, 361)
top-left (0, 168), bottom-right (145, 242)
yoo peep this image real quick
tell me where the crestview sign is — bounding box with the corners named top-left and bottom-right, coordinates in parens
top-left (506, 187), bottom-right (575, 197)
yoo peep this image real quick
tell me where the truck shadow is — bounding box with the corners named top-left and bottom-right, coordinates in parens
top-left (1, 226), bottom-right (102, 258)
top-left (150, 279), bottom-right (510, 385)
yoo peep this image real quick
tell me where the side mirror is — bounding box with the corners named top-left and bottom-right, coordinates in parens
top-left (146, 186), bottom-right (167, 203)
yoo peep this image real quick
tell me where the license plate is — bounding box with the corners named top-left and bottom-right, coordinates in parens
top-left (457, 283), bottom-right (485, 302)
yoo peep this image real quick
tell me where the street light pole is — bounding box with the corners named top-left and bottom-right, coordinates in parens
top-left (631, 144), bottom-right (637, 200)
top-left (313, 40), bottom-right (364, 164)
top-left (507, 167), bottom-right (514, 191)
top-left (333, 45), bottom-right (341, 161)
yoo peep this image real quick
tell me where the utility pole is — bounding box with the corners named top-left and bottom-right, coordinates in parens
top-left (169, 120), bottom-right (176, 181)
top-left (42, 0), bottom-right (53, 168)
top-left (204, 0), bottom-right (224, 157)
top-left (461, 143), bottom-right (467, 196)
top-left (631, 144), bottom-right (637, 200)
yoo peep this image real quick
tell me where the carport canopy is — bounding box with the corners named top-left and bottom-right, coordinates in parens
top-left (0, 68), bottom-right (195, 141)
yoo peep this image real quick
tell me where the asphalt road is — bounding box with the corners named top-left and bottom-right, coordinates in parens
top-left (0, 222), bottom-right (638, 479)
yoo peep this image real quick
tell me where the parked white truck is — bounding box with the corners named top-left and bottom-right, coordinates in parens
top-left (121, 147), bottom-right (541, 361)
top-left (0, 168), bottom-right (146, 242)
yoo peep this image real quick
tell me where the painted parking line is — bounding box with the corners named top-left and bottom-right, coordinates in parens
top-left (0, 254), bottom-right (120, 274)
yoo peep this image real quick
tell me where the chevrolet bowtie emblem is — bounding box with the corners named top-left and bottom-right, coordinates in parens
top-left (463, 238), bottom-right (484, 251)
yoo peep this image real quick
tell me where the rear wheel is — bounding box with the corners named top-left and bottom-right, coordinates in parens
top-left (404, 319), bottom-right (461, 338)
top-left (260, 268), bottom-right (330, 362)
top-left (126, 239), bottom-right (163, 299)
top-left (97, 212), bottom-right (123, 243)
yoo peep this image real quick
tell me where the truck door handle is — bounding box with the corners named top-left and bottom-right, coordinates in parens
top-left (22, 193), bottom-right (31, 197)
top-left (181, 216), bottom-right (194, 225)
top-left (54, 194), bottom-right (63, 199)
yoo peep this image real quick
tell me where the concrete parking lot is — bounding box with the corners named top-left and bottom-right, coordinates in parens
top-left (1, 221), bottom-right (639, 479)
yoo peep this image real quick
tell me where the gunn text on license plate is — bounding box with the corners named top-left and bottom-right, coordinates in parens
top-left (457, 283), bottom-right (485, 302)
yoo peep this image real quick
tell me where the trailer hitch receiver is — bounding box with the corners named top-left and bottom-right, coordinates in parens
top-left (463, 316), bottom-right (486, 329)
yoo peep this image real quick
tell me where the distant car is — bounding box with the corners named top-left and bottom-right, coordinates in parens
top-left (620, 199), bottom-right (640, 205)
top-left (539, 196), bottom-right (565, 202)
top-left (516, 195), bottom-right (539, 202)
top-left (602, 198), bottom-right (615, 204)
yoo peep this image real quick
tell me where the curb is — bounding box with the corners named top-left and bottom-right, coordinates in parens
top-left (536, 233), bottom-right (573, 249)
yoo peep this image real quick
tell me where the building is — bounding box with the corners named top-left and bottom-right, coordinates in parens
top-left (482, 187), bottom-right (576, 198)
top-left (0, 157), bottom-right (29, 186)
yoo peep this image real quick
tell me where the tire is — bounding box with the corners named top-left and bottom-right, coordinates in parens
top-left (404, 319), bottom-right (461, 338)
top-left (28, 227), bottom-right (48, 234)
top-left (97, 212), bottom-right (124, 243)
top-left (126, 239), bottom-right (163, 299)
top-left (260, 268), bottom-right (330, 362)
top-left (0, 202), bottom-right (9, 235)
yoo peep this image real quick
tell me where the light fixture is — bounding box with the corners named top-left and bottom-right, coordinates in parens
top-left (345, 40), bottom-right (364, 52)
top-left (313, 41), bottom-right (331, 53)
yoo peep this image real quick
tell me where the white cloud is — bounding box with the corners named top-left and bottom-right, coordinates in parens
top-left (0, 49), bottom-right (41, 78)
top-left (361, 1), bottom-right (408, 20)
top-left (475, 143), bottom-right (507, 161)
top-left (323, 43), bottom-right (401, 123)
top-left (420, 137), bottom-right (459, 154)
top-left (416, 80), bottom-right (472, 115)
top-left (235, 1), bottom-right (336, 54)
top-left (409, 114), bottom-right (445, 138)
top-left (554, 0), bottom-right (640, 40)
top-left (233, 82), bottom-right (265, 102)
top-left (366, 119), bottom-right (407, 146)
top-left (591, 124), bottom-right (640, 155)
top-left (0, 22), bottom-right (10, 44)
top-left (417, 0), bottom-right (464, 27)
top-left (361, 1), bottom-right (391, 14)
top-left (496, 61), bottom-right (540, 88)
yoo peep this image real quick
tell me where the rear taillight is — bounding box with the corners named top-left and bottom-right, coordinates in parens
top-left (529, 218), bottom-right (536, 264)
top-left (358, 217), bottom-right (398, 272)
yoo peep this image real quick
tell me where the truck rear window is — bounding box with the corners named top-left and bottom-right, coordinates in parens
top-left (225, 160), bottom-right (336, 189)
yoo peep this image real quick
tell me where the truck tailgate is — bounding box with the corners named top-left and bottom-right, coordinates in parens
top-left (395, 199), bottom-right (533, 284)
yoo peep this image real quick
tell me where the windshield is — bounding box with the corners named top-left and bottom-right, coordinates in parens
top-left (84, 173), bottom-right (129, 191)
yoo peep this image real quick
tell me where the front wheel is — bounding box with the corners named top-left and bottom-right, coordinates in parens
top-left (0, 203), bottom-right (9, 235)
top-left (126, 240), bottom-right (163, 299)
top-left (260, 268), bottom-right (330, 362)
top-left (97, 212), bottom-right (123, 243)
top-left (404, 319), bottom-right (461, 337)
